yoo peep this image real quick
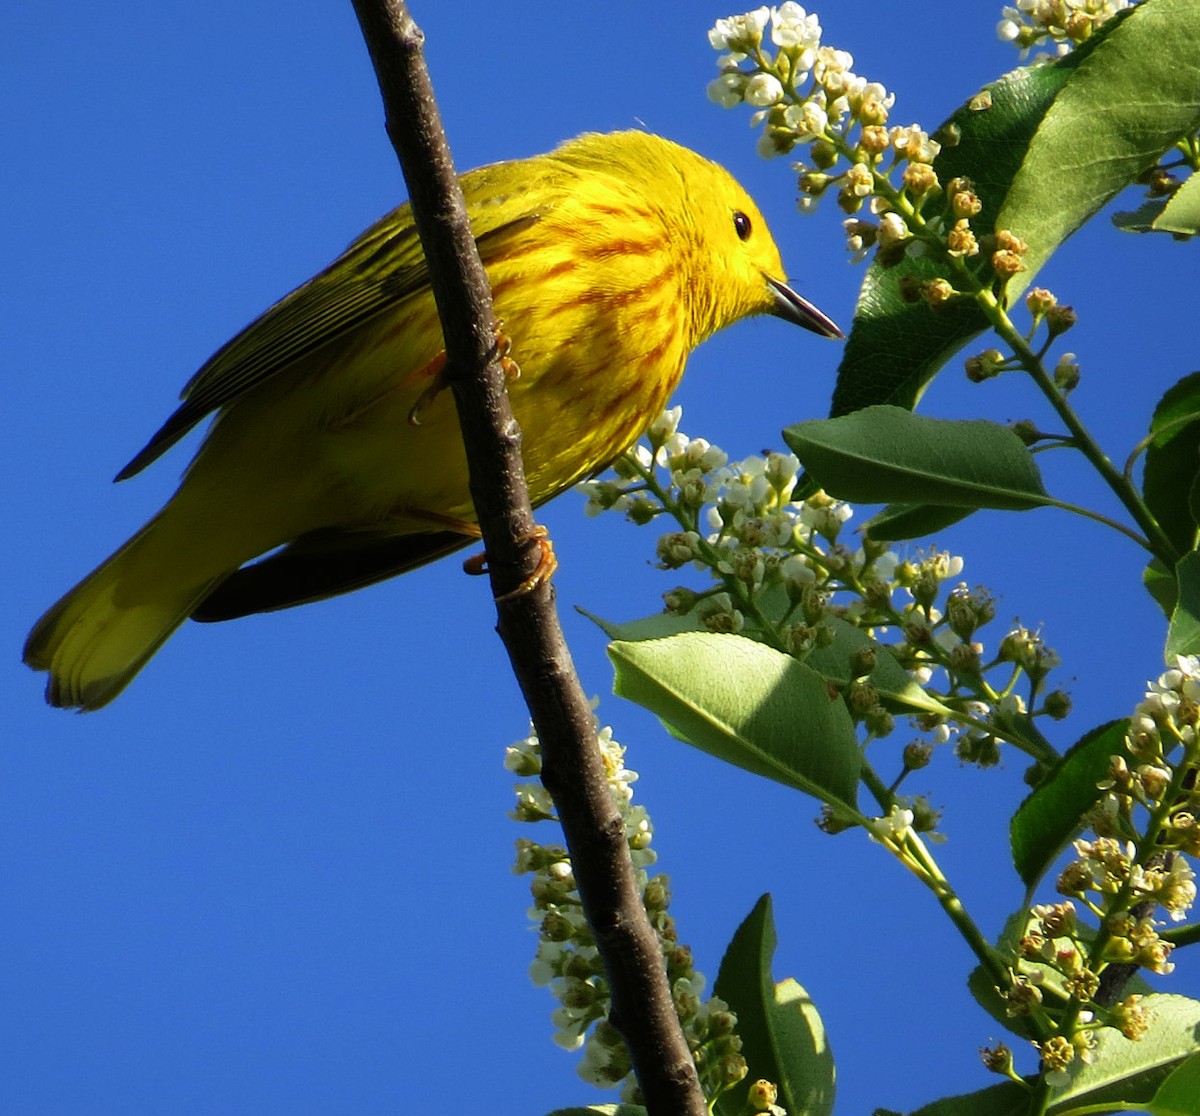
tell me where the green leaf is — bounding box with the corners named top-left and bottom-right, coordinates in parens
top-left (864, 502), bottom-right (976, 542)
top-left (1147, 173), bottom-right (1200, 237)
top-left (1010, 720), bottom-right (1129, 891)
top-left (947, 992), bottom-right (1200, 1114)
top-left (831, 270), bottom-right (989, 418)
top-left (831, 1), bottom-right (1200, 417)
top-left (1151, 1053), bottom-right (1200, 1116)
top-left (609, 632), bottom-right (860, 812)
top-left (591, 600), bottom-right (946, 719)
top-left (580, 605), bottom-right (703, 644)
top-left (831, 60), bottom-right (1076, 416)
top-left (1047, 994), bottom-right (1200, 1114)
top-left (1166, 550), bottom-right (1200, 660)
top-left (1114, 172), bottom-right (1200, 237)
top-left (1112, 196), bottom-right (1173, 233)
top-left (583, 584), bottom-right (793, 645)
top-left (998, 0), bottom-right (1200, 296)
top-left (713, 895), bottom-right (834, 1116)
top-left (1143, 372), bottom-right (1200, 558)
top-left (784, 407), bottom-right (1051, 510)
top-left (904, 1081), bottom-right (1030, 1116)
top-left (1146, 557), bottom-right (1180, 619)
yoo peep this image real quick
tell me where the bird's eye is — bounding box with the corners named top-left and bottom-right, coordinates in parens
top-left (733, 210), bottom-right (752, 241)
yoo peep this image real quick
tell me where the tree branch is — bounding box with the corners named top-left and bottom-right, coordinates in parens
top-left (349, 3), bottom-right (707, 1112)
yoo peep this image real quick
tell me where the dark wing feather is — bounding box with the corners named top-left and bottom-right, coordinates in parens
top-left (115, 203), bottom-right (543, 481)
top-left (191, 527), bottom-right (476, 621)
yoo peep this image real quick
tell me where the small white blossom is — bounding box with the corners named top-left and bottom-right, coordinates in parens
top-left (771, 2), bottom-right (822, 52)
top-left (844, 161), bottom-right (874, 197)
top-left (868, 805), bottom-right (915, 844)
top-left (745, 72), bottom-right (784, 106)
top-left (708, 7), bottom-right (770, 56)
top-left (876, 211), bottom-right (909, 248)
top-left (890, 123), bottom-right (941, 164)
top-left (512, 782), bottom-right (556, 821)
top-left (647, 406), bottom-right (682, 446)
top-left (708, 71), bottom-right (749, 108)
top-left (781, 553), bottom-right (817, 589)
top-left (997, 12), bottom-right (1022, 41)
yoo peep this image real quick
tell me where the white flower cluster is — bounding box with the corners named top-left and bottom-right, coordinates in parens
top-left (508, 722), bottom-right (677, 1091)
top-left (706, 4), bottom-right (895, 163)
top-left (509, 723), bottom-right (654, 1064)
top-left (1068, 836), bottom-right (1195, 925)
top-left (583, 410), bottom-right (1076, 781)
top-left (708, 4), bottom-right (820, 65)
top-left (508, 718), bottom-right (752, 1102)
top-left (583, 406), bottom-right (855, 617)
top-left (1128, 655), bottom-right (1200, 758)
top-left (997, 0), bottom-right (1134, 59)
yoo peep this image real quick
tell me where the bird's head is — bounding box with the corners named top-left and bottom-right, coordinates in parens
top-left (676, 144), bottom-right (843, 344)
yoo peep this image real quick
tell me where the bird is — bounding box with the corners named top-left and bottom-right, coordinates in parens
top-left (24, 130), bottom-right (841, 711)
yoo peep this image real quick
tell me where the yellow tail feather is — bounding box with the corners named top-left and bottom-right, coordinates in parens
top-left (24, 526), bottom-right (227, 712)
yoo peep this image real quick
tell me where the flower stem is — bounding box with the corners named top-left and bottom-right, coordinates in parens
top-left (976, 291), bottom-right (1178, 566)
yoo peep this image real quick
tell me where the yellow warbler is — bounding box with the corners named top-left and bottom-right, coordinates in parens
top-left (25, 131), bottom-right (840, 710)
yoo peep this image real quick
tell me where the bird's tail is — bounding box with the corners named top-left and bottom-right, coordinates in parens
top-left (23, 519), bottom-right (228, 712)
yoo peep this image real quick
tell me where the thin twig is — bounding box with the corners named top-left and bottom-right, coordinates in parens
top-left (349, 3), bottom-right (708, 1112)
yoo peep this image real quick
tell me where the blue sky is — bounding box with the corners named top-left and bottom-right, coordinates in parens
top-left (4, 3), bottom-right (1195, 1114)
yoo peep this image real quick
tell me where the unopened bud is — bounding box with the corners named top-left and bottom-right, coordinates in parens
top-left (663, 586), bottom-right (699, 614)
top-left (799, 170), bottom-right (832, 196)
top-left (1045, 304), bottom-right (1078, 336)
top-left (951, 188), bottom-right (982, 218)
top-left (1054, 353), bottom-right (1080, 393)
top-left (994, 229), bottom-right (1028, 254)
top-left (965, 348), bottom-right (1006, 382)
top-left (946, 219), bottom-right (979, 258)
top-left (922, 278), bottom-right (956, 307)
top-left (810, 139), bottom-right (839, 169)
top-left (863, 705), bottom-right (895, 737)
top-left (859, 124), bottom-right (890, 156)
top-left (1043, 689), bottom-right (1072, 720)
top-left (1011, 419), bottom-right (1040, 445)
top-left (849, 644), bottom-right (877, 679)
top-left (847, 678), bottom-right (879, 714)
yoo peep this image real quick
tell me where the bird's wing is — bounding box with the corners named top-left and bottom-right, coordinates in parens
top-left (115, 177), bottom-right (551, 481)
top-left (189, 526), bottom-right (476, 621)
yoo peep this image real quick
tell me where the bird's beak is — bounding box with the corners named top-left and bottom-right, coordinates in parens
top-left (766, 276), bottom-right (844, 339)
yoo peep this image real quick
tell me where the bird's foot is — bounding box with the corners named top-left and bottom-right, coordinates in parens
top-left (463, 525), bottom-right (557, 600)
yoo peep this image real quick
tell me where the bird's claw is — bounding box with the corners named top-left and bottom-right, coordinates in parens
top-left (407, 325), bottom-right (519, 427)
top-left (462, 525), bottom-right (557, 600)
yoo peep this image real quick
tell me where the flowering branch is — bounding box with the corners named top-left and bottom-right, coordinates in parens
top-left (705, 4), bottom-right (1183, 570)
top-left (675, 2), bottom-right (1200, 1100)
